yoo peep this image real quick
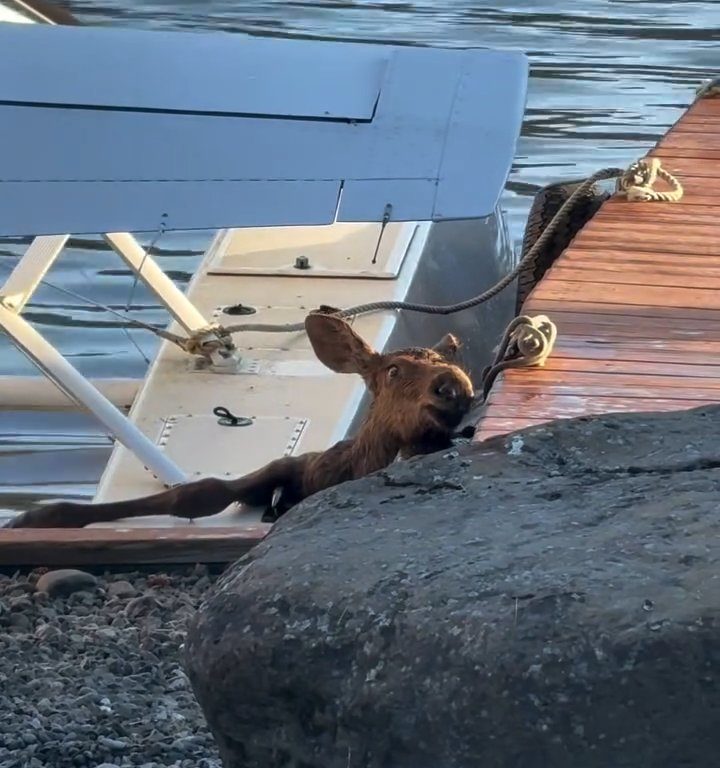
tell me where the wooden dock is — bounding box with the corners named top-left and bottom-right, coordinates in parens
top-left (474, 93), bottom-right (720, 442)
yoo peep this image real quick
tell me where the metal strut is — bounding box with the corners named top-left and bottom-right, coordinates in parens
top-left (0, 300), bottom-right (186, 486)
top-left (0, 230), bottom-right (232, 486)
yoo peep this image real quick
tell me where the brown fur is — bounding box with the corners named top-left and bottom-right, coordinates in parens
top-left (5, 313), bottom-right (474, 529)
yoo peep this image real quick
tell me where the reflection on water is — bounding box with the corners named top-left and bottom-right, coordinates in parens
top-left (0, 0), bottom-right (716, 511)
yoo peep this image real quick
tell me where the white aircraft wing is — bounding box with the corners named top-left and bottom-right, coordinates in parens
top-left (0, 23), bottom-right (527, 235)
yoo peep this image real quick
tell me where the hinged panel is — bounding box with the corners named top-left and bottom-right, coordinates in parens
top-left (207, 222), bottom-right (418, 280)
top-left (156, 414), bottom-right (308, 479)
top-left (0, 25), bottom-right (387, 120)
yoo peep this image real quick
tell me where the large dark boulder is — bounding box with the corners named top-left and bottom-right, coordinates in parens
top-left (184, 404), bottom-right (720, 768)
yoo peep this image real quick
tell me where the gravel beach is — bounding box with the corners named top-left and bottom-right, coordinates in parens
top-left (0, 565), bottom-right (222, 768)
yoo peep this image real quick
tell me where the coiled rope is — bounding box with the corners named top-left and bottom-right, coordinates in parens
top-left (479, 314), bottom-right (558, 402)
top-left (615, 157), bottom-right (684, 203)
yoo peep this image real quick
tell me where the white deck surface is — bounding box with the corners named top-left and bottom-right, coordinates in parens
top-left (92, 220), bottom-right (430, 530)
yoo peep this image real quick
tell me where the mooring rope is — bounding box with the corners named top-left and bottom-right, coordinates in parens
top-left (217, 157), bottom-right (683, 337)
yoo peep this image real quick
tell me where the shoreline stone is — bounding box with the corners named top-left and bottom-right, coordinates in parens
top-left (35, 569), bottom-right (98, 598)
top-left (185, 403), bottom-right (720, 768)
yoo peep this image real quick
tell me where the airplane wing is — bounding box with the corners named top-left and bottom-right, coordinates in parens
top-left (0, 24), bottom-right (527, 236)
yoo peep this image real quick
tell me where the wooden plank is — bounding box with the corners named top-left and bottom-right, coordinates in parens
top-left (570, 233), bottom-right (720, 257)
top-left (497, 368), bottom-right (720, 390)
top-left (569, 241), bottom-right (720, 259)
top-left (549, 322), bottom-right (720, 343)
top-left (603, 193), bottom-right (720, 207)
top-left (679, 99), bottom-right (720, 117)
top-left (662, 132), bottom-right (720, 150)
top-left (0, 526), bottom-right (268, 567)
top-left (651, 147), bottom-right (720, 161)
top-left (532, 279), bottom-right (720, 310)
top-left (642, 157), bottom-right (720, 178)
top-left (556, 258), bottom-right (720, 280)
top-left (498, 382), bottom-right (720, 400)
top-left (484, 397), bottom-right (705, 419)
top-left (668, 122), bottom-right (720, 134)
top-left (551, 326), bottom-right (720, 344)
top-left (530, 308), bottom-right (720, 332)
top-left (576, 224), bottom-right (720, 243)
top-left (526, 357), bottom-right (720, 379)
top-left (561, 249), bottom-right (720, 268)
top-left (474, 393), bottom-right (702, 443)
top-left (524, 298), bottom-right (720, 323)
top-left (672, 115), bottom-right (720, 124)
top-left (595, 208), bottom-right (720, 222)
top-left (551, 338), bottom-right (720, 365)
top-left (580, 219), bottom-right (720, 236)
top-left (547, 266), bottom-right (720, 290)
top-left (610, 202), bottom-right (720, 215)
top-left (615, 175), bottom-right (720, 191)
top-left (679, 97), bottom-right (718, 111)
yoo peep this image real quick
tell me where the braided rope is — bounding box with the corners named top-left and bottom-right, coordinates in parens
top-left (616, 157), bottom-right (684, 203)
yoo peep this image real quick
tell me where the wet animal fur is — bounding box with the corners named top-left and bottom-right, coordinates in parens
top-left (5, 312), bottom-right (474, 529)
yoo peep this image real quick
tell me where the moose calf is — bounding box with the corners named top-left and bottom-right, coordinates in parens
top-left (5, 312), bottom-right (474, 529)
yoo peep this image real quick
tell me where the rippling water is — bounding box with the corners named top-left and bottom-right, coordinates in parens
top-left (0, 0), bottom-right (716, 510)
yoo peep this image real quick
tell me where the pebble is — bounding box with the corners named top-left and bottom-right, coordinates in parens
top-left (125, 594), bottom-right (160, 619)
top-left (35, 623), bottom-right (61, 642)
top-left (107, 580), bottom-right (137, 599)
top-left (0, 568), bottom-right (222, 768)
top-left (9, 596), bottom-right (33, 611)
top-left (9, 613), bottom-right (32, 631)
top-left (35, 569), bottom-right (97, 598)
top-left (97, 736), bottom-right (128, 752)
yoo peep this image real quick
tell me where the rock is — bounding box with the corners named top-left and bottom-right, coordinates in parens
top-left (185, 403), bottom-right (720, 768)
top-left (36, 569), bottom-right (97, 598)
top-left (125, 594), bottom-right (160, 619)
top-left (97, 737), bottom-right (128, 752)
top-left (8, 595), bottom-right (33, 611)
top-left (35, 622), bottom-right (61, 642)
top-left (9, 612), bottom-right (32, 631)
top-left (107, 580), bottom-right (137, 599)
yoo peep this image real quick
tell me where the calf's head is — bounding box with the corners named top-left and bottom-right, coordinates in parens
top-left (305, 313), bottom-right (474, 450)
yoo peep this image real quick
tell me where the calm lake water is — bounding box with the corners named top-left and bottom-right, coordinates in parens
top-left (0, 0), bottom-right (716, 512)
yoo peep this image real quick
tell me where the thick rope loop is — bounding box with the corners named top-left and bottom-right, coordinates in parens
top-left (616, 157), bottom-right (684, 203)
top-left (479, 314), bottom-right (558, 402)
